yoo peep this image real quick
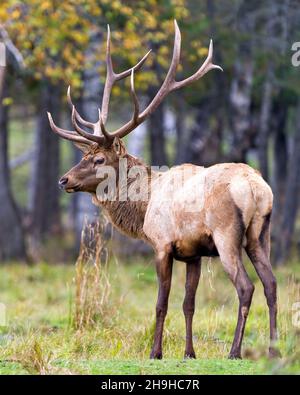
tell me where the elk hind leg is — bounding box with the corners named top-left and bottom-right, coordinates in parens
top-left (246, 215), bottom-right (281, 358)
top-left (214, 232), bottom-right (254, 359)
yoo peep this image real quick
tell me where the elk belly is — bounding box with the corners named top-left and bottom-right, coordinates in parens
top-left (172, 234), bottom-right (219, 261)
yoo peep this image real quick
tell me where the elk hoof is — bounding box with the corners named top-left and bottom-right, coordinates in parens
top-left (269, 347), bottom-right (282, 359)
top-left (184, 351), bottom-right (196, 359)
top-left (150, 350), bottom-right (163, 360)
top-left (228, 352), bottom-right (242, 360)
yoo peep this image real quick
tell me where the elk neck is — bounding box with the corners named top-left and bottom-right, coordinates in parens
top-left (92, 153), bottom-right (156, 240)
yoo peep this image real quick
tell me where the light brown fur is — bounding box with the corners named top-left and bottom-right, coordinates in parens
top-left (59, 142), bottom-right (279, 359)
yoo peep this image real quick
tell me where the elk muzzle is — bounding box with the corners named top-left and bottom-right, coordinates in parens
top-left (58, 176), bottom-right (68, 189)
top-left (58, 176), bottom-right (81, 192)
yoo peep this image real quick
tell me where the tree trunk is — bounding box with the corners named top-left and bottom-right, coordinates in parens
top-left (228, 1), bottom-right (256, 162)
top-left (174, 95), bottom-right (188, 165)
top-left (184, 100), bottom-right (222, 167)
top-left (148, 93), bottom-right (167, 166)
top-left (272, 100), bottom-right (288, 232)
top-left (257, 65), bottom-right (273, 181)
top-left (273, 100), bottom-right (300, 265)
top-left (0, 66), bottom-right (27, 261)
top-left (29, 80), bottom-right (61, 241)
top-left (228, 51), bottom-right (254, 162)
top-left (127, 122), bottom-right (147, 158)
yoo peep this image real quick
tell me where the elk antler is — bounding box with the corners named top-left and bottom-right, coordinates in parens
top-left (48, 21), bottom-right (222, 148)
top-left (47, 25), bottom-right (151, 147)
top-left (107, 20), bottom-right (223, 140)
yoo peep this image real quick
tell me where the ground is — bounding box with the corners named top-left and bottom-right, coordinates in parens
top-left (0, 257), bottom-right (299, 375)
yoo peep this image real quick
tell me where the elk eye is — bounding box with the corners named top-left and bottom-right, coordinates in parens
top-left (94, 158), bottom-right (105, 165)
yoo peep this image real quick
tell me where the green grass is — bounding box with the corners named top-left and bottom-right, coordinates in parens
top-left (0, 358), bottom-right (260, 375)
top-left (0, 258), bottom-right (300, 375)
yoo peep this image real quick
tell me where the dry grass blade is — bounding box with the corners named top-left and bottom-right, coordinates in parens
top-left (8, 339), bottom-right (53, 375)
top-left (74, 216), bottom-right (111, 330)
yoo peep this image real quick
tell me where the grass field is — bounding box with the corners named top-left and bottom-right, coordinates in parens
top-left (0, 255), bottom-right (300, 375)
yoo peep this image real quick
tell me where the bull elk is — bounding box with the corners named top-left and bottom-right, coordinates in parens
top-left (48, 21), bottom-right (280, 359)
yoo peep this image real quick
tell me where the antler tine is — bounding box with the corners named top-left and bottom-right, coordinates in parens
top-left (67, 86), bottom-right (95, 129)
top-left (68, 86), bottom-right (108, 142)
top-left (71, 106), bottom-right (105, 144)
top-left (139, 19), bottom-right (181, 119)
top-left (66, 85), bottom-right (74, 108)
top-left (101, 24), bottom-right (151, 125)
top-left (116, 49), bottom-right (152, 81)
top-left (172, 38), bottom-right (223, 91)
top-left (47, 112), bottom-right (93, 145)
top-left (130, 68), bottom-right (139, 122)
top-left (67, 86), bottom-right (113, 144)
top-left (100, 68), bottom-right (140, 140)
top-left (97, 108), bottom-right (114, 144)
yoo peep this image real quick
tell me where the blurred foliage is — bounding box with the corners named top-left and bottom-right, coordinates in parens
top-left (1, 0), bottom-right (299, 101)
top-left (0, 0), bottom-right (211, 98)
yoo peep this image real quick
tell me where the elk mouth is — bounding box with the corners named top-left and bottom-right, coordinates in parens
top-left (65, 184), bottom-right (81, 193)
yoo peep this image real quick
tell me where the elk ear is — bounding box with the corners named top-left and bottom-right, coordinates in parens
top-left (73, 142), bottom-right (90, 154)
top-left (113, 137), bottom-right (126, 156)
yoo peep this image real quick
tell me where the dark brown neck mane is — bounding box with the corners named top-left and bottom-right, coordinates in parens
top-left (93, 154), bottom-right (153, 240)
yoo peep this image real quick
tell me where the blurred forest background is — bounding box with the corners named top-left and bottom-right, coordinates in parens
top-left (0, 0), bottom-right (300, 266)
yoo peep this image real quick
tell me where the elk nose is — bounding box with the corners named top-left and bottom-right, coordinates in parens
top-left (58, 177), bottom-right (68, 189)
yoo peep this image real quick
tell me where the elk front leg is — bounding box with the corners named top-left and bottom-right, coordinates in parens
top-left (150, 251), bottom-right (173, 359)
top-left (183, 259), bottom-right (201, 358)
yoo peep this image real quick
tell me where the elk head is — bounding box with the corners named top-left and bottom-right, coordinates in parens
top-left (48, 21), bottom-right (222, 194)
